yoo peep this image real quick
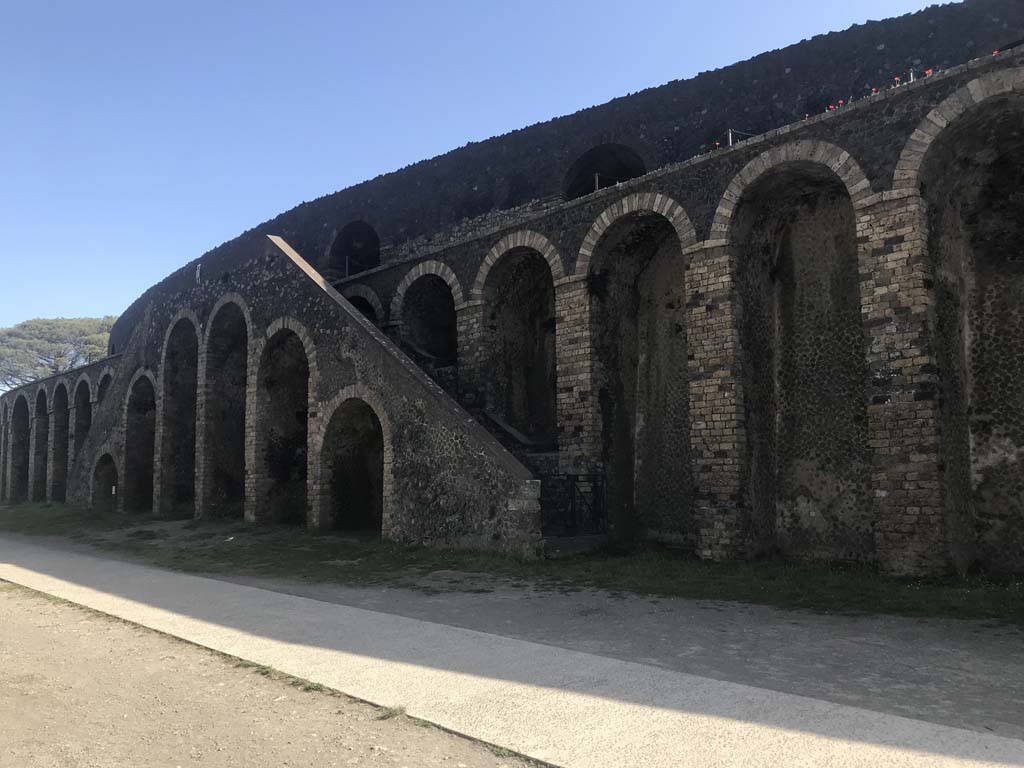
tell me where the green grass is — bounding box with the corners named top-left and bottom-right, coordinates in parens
top-left (1, 502), bottom-right (1022, 625)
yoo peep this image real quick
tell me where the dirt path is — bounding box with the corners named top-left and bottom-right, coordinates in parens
top-left (0, 581), bottom-right (530, 768)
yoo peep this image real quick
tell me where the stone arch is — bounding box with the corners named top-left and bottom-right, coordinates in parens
top-left (50, 381), bottom-right (70, 502)
top-left (894, 67), bottom-right (1024, 192)
top-left (710, 140), bottom-right (872, 243)
top-left (200, 295), bottom-right (254, 519)
top-left (312, 384), bottom-right (395, 535)
top-left (342, 284), bottom-right (385, 325)
top-left (727, 143), bottom-right (871, 561)
top-left (391, 261), bottom-right (462, 365)
top-left (157, 312), bottom-right (201, 517)
top-left (0, 401), bottom-right (8, 502)
top-left (326, 220), bottom-right (381, 279)
top-left (390, 259), bottom-right (466, 319)
top-left (472, 230), bottom-right (565, 302)
top-left (912, 75), bottom-right (1024, 573)
top-left (564, 143), bottom-right (647, 201)
top-left (575, 192), bottom-right (697, 277)
top-left (123, 369), bottom-right (157, 513)
top-left (92, 451), bottom-right (119, 513)
top-left (96, 368), bottom-right (115, 406)
top-left (475, 234), bottom-right (561, 442)
top-left (260, 317), bottom-right (319, 400)
top-left (31, 386), bottom-right (49, 502)
top-left (579, 193), bottom-right (697, 539)
top-left (72, 374), bottom-right (94, 455)
top-left (9, 394), bottom-right (31, 503)
top-left (252, 319), bottom-right (317, 526)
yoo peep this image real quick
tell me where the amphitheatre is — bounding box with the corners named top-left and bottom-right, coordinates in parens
top-left (2, 0), bottom-right (1023, 578)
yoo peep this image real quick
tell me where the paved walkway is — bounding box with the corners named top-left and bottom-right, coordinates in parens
top-left (1, 535), bottom-right (1022, 768)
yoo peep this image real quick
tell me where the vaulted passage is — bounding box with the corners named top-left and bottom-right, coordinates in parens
top-left (564, 144), bottom-right (646, 201)
top-left (401, 275), bottom-right (457, 364)
top-left (125, 376), bottom-right (156, 513)
top-left (73, 380), bottom-right (92, 455)
top-left (590, 214), bottom-right (692, 541)
top-left (0, 405), bottom-right (7, 501)
top-left (93, 454), bottom-right (118, 513)
top-left (50, 384), bottom-right (69, 502)
top-left (31, 390), bottom-right (49, 502)
top-left (327, 221), bottom-right (381, 280)
top-left (923, 95), bottom-right (1024, 574)
top-left (159, 320), bottom-right (199, 517)
top-left (320, 398), bottom-right (384, 534)
top-left (732, 164), bottom-right (870, 561)
top-left (482, 248), bottom-right (556, 442)
top-left (203, 303), bottom-right (248, 518)
top-left (255, 329), bottom-right (309, 526)
top-left (10, 398), bottom-right (30, 503)
top-left (347, 296), bottom-right (378, 325)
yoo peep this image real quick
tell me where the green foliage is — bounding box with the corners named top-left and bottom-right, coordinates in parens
top-left (0, 316), bottom-right (116, 391)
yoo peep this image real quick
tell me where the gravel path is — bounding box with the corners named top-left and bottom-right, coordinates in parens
top-left (0, 581), bottom-right (530, 768)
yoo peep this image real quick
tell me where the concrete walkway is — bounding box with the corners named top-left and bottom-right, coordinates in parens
top-left (1, 536), bottom-right (1022, 768)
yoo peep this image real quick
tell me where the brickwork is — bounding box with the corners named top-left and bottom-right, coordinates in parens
top-left (682, 242), bottom-right (745, 559)
top-left (196, 294), bottom-right (254, 520)
top-left (153, 311), bottom-right (201, 519)
top-left (3, 40), bottom-right (1024, 576)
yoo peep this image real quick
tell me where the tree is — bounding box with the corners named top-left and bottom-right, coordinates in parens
top-left (0, 317), bottom-right (116, 392)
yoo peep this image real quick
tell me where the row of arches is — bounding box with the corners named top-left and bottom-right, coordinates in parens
top-left (328, 69), bottom-right (1023, 567)
top-left (3, 69), bottom-right (1019, 571)
top-left (1, 371), bottom-right (113, 505)
top-left (102, 303), bottom-right (387, 538)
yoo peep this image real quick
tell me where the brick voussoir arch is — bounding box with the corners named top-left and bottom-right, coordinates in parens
top-left (204, 293), bottom-right (255, 349)
top-left (34, 381), bottom-right (52, 407)
top-left (341, 284), bottom-right (386, 323)
top-left (159, 309), bottom-right (202, 372)
top-left (88, 444), bottom-right (119, 506)
top-left (575, 191), bottom-right (698, 277)
top-left (893, 67), bottom-right (1024, 191)
top-left (311, 383), bottom-right (396, 532)
top-left (260, 316), bottom-right (321, 401)
top-left (471, 230), bottom-right (566, 302)
top-left (122, 368), bottom-right (158, 420)
top-left (390, 259), bottom-right (466, 321)
top-left (72, 372), bottom-right (95, 404)
top-left (710, 140), bottom-right (872, 244)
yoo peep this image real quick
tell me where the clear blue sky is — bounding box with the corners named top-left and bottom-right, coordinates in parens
top-left (0, 0), bottom-right (942, 328)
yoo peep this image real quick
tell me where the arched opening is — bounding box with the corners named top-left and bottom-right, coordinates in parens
top-left (256, 329), bottom-right (310, 526)
top-left (97, 373), bottom-right (112, 405)
top-left (732, 162), bottom-right (870, 561)
top-left (73, 380), bottom-right (93, 455)
top-left (482, 248), bottom-right (557, 443)
top-left (159, 319), bottom-right (199, 517)
top-left (124, 375), bottom-right (156, 513)
top-left (321, 398), bottom-right (384, 535)
top-left (921, 94), bottom-right (1024, 574)
top-left (589, 213), bottom-right (692, 540)
top-left (327, 221), bottom-right (381, 280)
top-left (10, 398), bottom-right (30, 503)
top-left (31, 390), bottom-right (49, 502)
top-left (203, 303), bottom-right (249, 519)
top-left (0, 404), bottom-right (7, 501)
top-left (564, 144), bottom-right (646, 201)
top-left (50, 384), bottom-right (69, 502)
top-left (401, 274), bottom-right (457, 364)
top-left (93, 454), bottom-right (118, 513)
top-left (348, 296), bottom-right (378, 325)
